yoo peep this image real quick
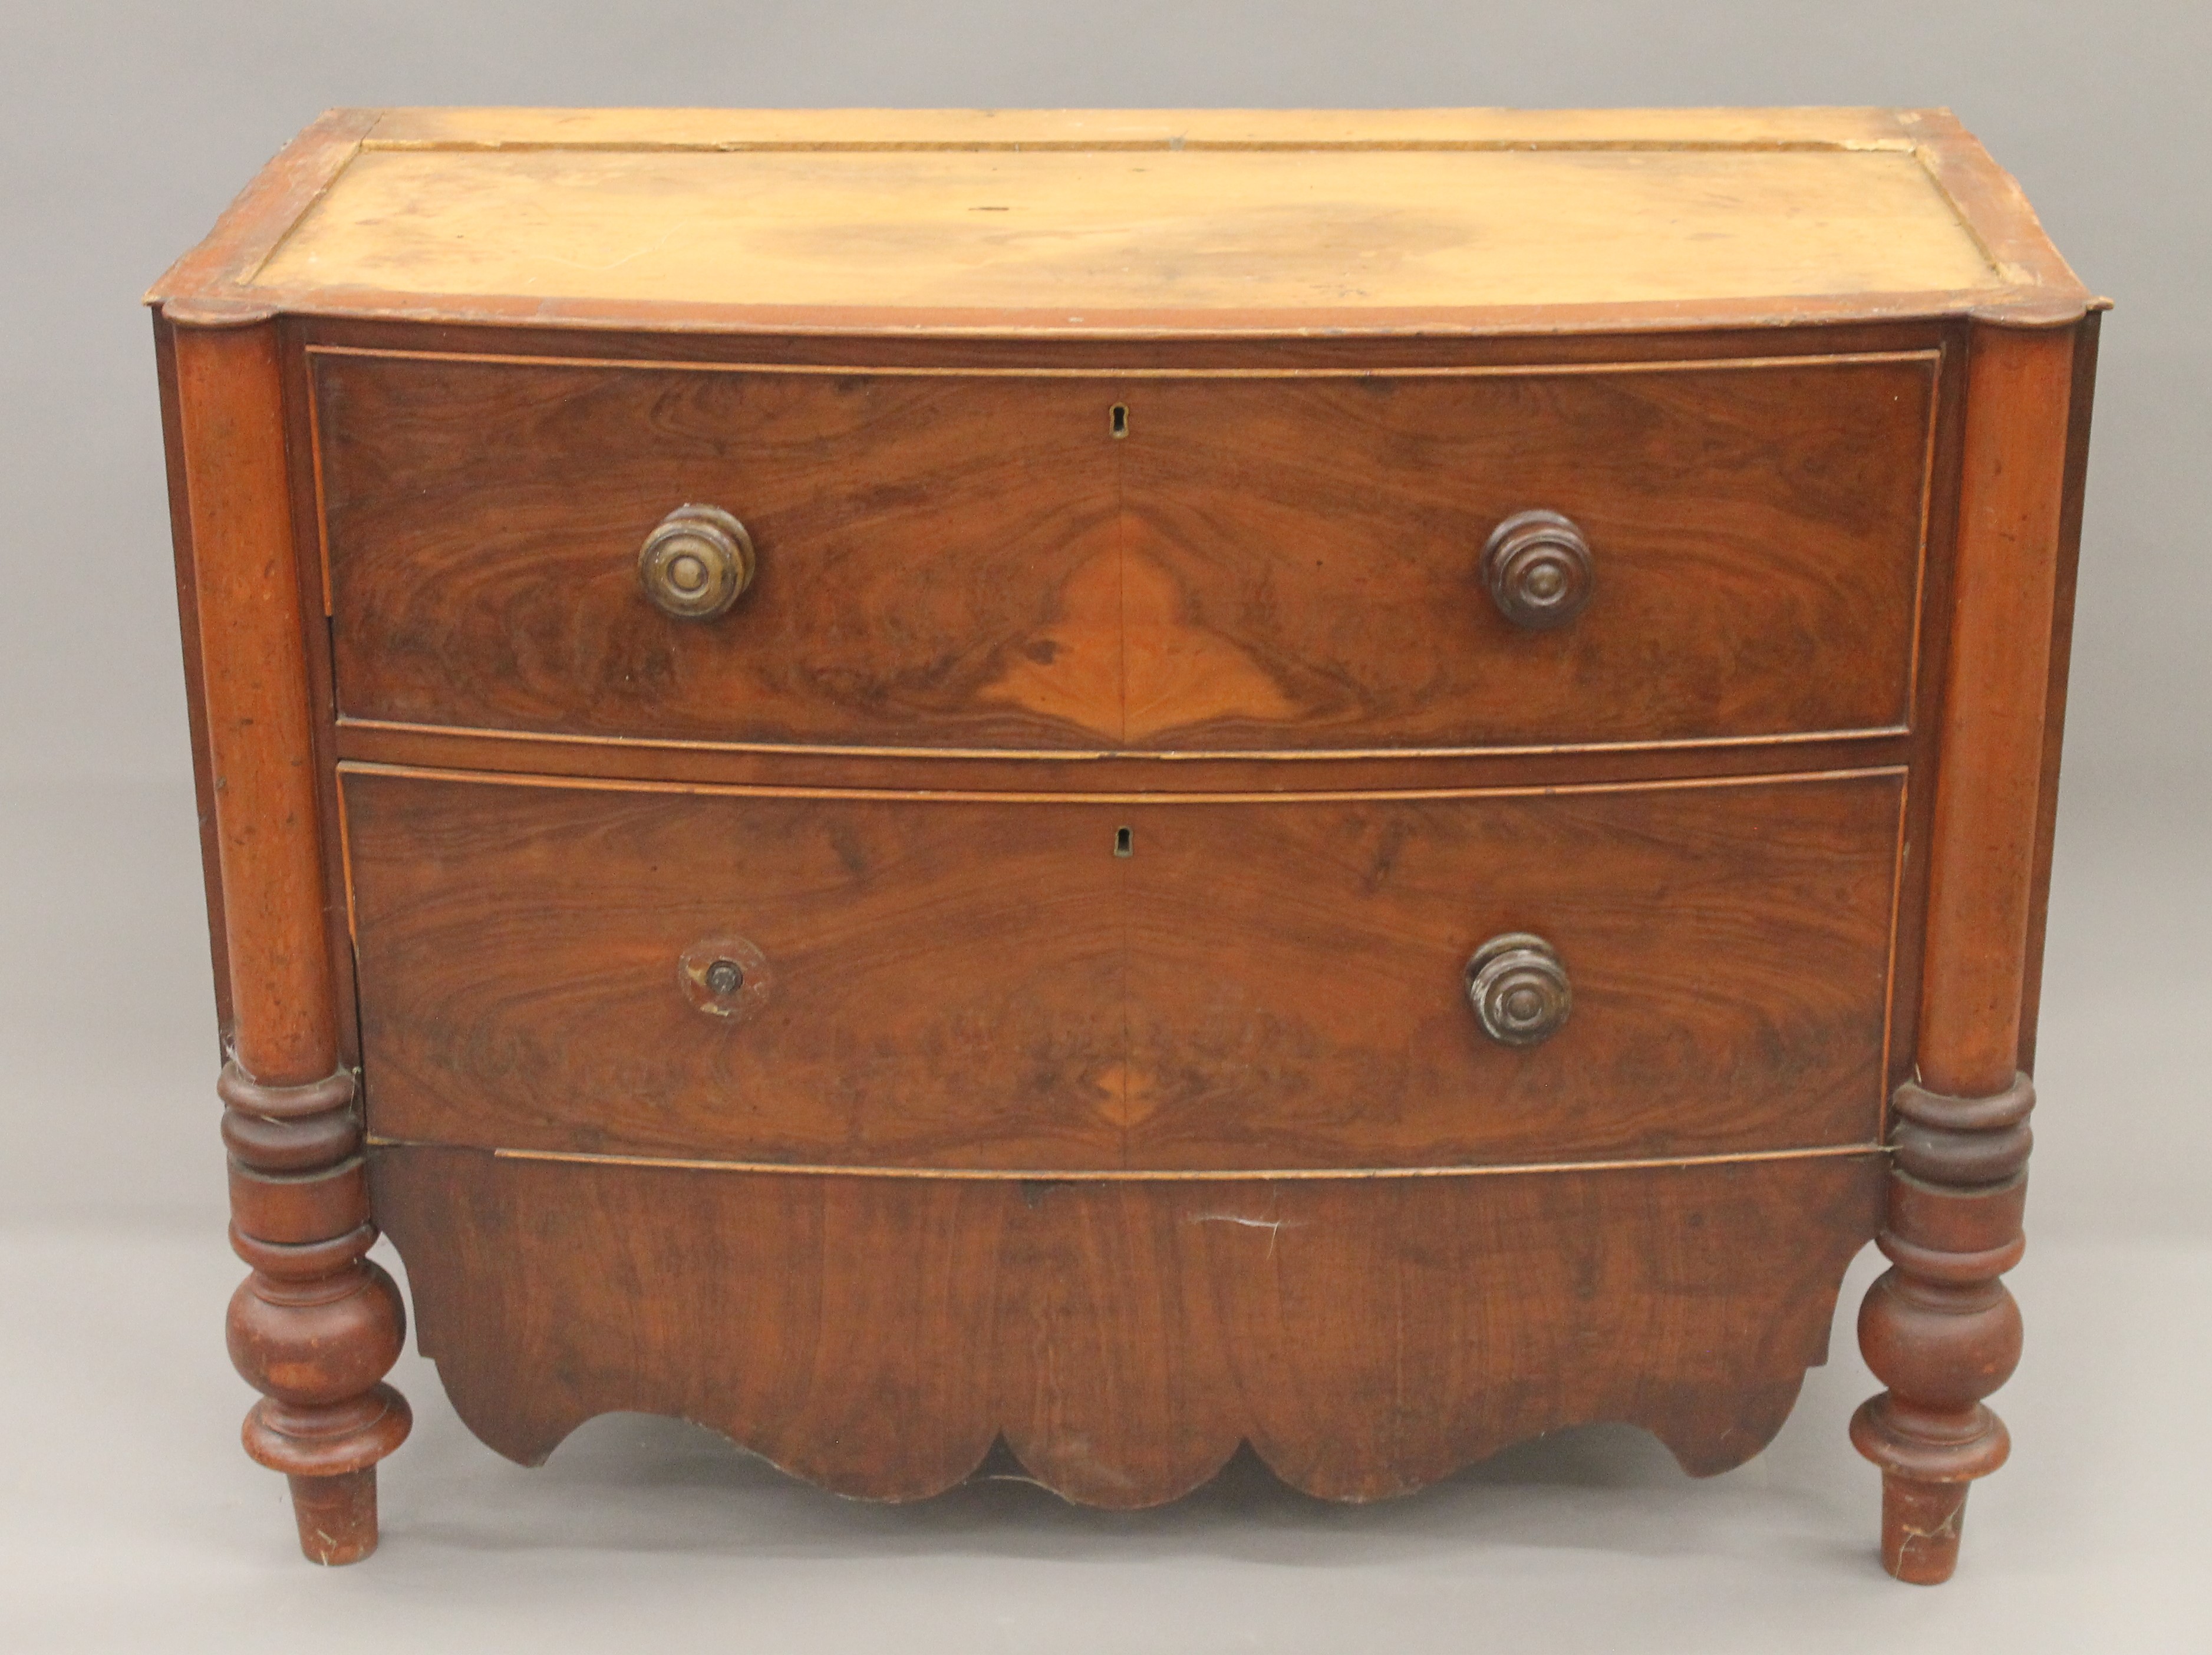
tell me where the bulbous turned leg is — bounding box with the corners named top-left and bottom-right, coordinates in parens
top-left (1854, 1073), bottom-right (2033, 1583)
top-left (222, 1062), bottom-right (411, 1564)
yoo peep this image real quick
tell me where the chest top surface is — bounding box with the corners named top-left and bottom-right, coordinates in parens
top-left (150, 106), bottom-right (2098, 336)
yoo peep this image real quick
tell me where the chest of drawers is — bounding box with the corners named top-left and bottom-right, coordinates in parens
top-left (150, 107), bottom-right (2102, 1580)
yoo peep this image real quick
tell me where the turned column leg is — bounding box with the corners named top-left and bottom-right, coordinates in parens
top-left (1851, 1074), bottom-right (2032, 1583)
top-left (222, 1063), bottom-right (410, 1564)
top-left (164, 310), bottom-right (411, 1560)
top-left (1856, 318), bottom-right (2084, 1580)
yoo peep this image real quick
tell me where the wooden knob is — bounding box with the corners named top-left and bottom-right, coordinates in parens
top-left (638, 504), bottom-right (756, 620)
top-left (1481, 509), bottom-right (1594, 630)
top-left (1465, 932), bottom-right (1572, 1047)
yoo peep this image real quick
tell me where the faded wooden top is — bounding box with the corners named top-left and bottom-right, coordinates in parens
top-left (150, 108), bottom-right (2100, 336)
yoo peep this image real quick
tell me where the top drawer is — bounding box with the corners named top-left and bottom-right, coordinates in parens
top-left (315, 348), bottom-right (1937, 752)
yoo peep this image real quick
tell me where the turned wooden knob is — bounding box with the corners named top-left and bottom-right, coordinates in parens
top-left (1466, 932), bottom-right (1572, 1046)
top-left (639, 504), bottom-right (756, 619)
top-left (1481, 509), bottom-right (1594, 629)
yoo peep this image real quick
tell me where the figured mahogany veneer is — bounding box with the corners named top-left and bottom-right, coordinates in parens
top-left (315, 348), bottom-right (1935, 751)
top-left (372, 1148), bottom-right (1885, 1504)
top-left (151, 107), bottom-right (2102, 1580)
top-left (345, 765), bottom-right (1902, 1170)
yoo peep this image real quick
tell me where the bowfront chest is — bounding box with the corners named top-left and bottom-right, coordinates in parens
top-left (150, 107), bottom-right (2102, 1579)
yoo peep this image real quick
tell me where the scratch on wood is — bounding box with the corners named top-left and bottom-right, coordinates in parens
top-left (1189, 1211), bottom-right (1303, 1254)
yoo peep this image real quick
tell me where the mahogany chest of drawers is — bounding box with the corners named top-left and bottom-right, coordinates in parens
top-left (150, 107), bottom-right (2102, 1580)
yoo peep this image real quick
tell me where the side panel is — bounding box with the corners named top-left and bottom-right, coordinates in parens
top-left (1916, 324), bottom-right (2079, 1096)
top-left (173, 321), bottom-right (338, 1083)
top-left (2016, 312), bottom-right (2102, 1071)
top-left (152, 311), bottom-right (233, 1047)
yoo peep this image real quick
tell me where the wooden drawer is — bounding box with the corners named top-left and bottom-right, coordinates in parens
top-left (317, 351), bottom-right (1126, 751)
top-left (343, 768), bottom-right (1132, 1169)
top-left (1119, 774), bottom-right (1901, 1168)
top-left (344, 765), bottom-right (1903, 1169)
top-left (318, 350), bottom-right (1936, 754)
top-left (1115, 358), bottom-right (1937, 749)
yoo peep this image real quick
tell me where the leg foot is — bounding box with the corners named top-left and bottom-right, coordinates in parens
top-left (1878, 1472), bottom-right (1969, 1585)
top-left (288, 1468), bottom-right (379, 1566)
top-left (1854, 1074), bottom-right (2033, 1583)
top-left (221, 1064), bottom-right (411, 1562)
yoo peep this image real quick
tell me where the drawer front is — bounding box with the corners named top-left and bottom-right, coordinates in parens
top-left (319, 350), bottom-right (1934, 755)
top-left (1116, 358), bottom-right (1936, 749)
top-left (344, 768), bottom-right (1129, 1168)
top-left (1118, 772), bottom-right (1902, 1168)
top-left (318, 352), bottom-right (1125, 749)
top-left (345, 767), bottom-right (1901, 1170)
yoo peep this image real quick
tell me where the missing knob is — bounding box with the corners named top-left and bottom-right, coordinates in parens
top-left (678, 935), bottom-right (771, 1020)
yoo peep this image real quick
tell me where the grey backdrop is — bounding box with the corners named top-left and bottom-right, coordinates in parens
top-left (2, 2), bottom-right (2206, 1651)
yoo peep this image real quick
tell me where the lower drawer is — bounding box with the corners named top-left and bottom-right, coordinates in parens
top-left (342, 764), bottom-right (1904, 1169)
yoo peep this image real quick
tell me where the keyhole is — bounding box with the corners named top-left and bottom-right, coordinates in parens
top-left (1110, 403), bottom-right (1128, 439)
top-left (1114, 826), bottom-right (1133, 857)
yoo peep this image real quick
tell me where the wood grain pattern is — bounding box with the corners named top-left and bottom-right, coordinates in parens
top-left (371, 1146), bottom-right (1886, 1504)
top-left (1854, 1074), bottom-right (2032, 1584)
top-left (2016, 312), bottom-right (2102, 1073)
top-left (1894, 110), bottom-right (2095, 299)
top-left (319, 350), bottom-right (1933, 751)
top-left (174, 322), bottom-right (338, 1082)
top-left (147, 108), bottom-right (2102, 338)
top-left (148, 110), bottom-right (2103, 1576)
top-left (253, 146), bottom-right (1997, 313)
top-left (344, 767), bottom-right (1129, 1168)
top-left (1116, 358), bottom-right (1934, 747)
top-left (145, 108), bottom-right (378, 321)
top-left (1916, 325), bottom-right (2077, 1099)
top-left (344, 765), bottom-right (1901, 1169)
top-left (1856, 315), bottom-right (2089, 1585)
top-left (1120, 775), bottom-right (1903, 1168)
top-left (319, 351), bottom-right (1123, 749)
top-left (151, 312), bottom-right (233, 1049)
top-left (167, 318), bottom-right (409, 1564)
